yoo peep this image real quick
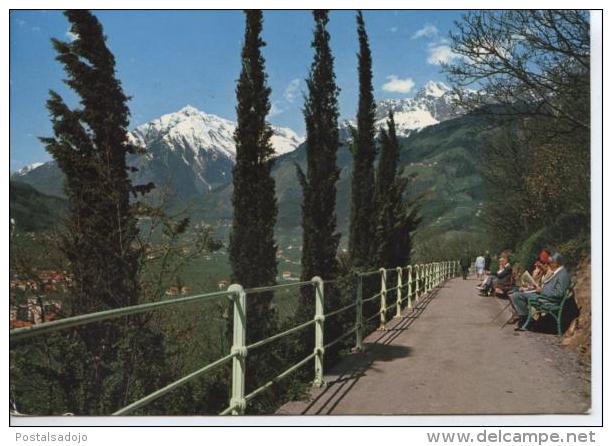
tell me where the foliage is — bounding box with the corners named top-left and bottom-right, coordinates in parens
top-left (297, 10), bottom-right (341, 312)
top-left (348, 11), bottom-right (377, 269)
top-left (446, 10), bottom-right (590, 268)
top-left (12, 10), bottom-right (163, 415)
top-left (447, 10), bottom-right (590, 134)
top-left (229, 10), bottom-right (278, 345)
top-left (374, 112), bottom-right (422, 268)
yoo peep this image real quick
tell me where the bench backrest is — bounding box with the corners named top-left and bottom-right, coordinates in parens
top-left (560, 279), bottom-right (576, 306)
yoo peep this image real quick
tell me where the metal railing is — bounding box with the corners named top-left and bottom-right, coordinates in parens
top-left (10, 260), bottom-right (459, 416)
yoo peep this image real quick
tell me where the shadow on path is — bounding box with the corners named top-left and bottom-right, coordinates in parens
top-left (297, 287), bottom-right (441, 415)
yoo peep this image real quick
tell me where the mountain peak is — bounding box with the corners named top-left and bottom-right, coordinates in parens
top-left (418, 81), bottom-right (451, 99)
top-left (14, 162), bottom-right (44, 176)
top-left (178, 104), bottom-right (203, 116)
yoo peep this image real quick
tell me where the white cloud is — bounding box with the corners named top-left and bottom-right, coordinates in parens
top-left (31, 26), bottom-right (41, 32)
top-left (412, 24), bottom-right (438, 39)
top-left (66, 28), bottom-right (78, 42)
top-left (382, 75), bottom-right (415, 94)
top-left (283, 78), bottom-right (300, 103)
top-left (427, 44), bottom-right (462, 65)
top-left (389, 26), bottom-right (398, 33)
top-left (269, 101), bottom-right (284, 118)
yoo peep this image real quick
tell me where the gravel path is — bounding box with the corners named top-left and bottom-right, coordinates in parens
top-left (277, 277), bottom-right (590, 415)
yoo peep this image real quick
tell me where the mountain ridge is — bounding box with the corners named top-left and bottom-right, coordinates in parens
top-left (12, 80), bottom-right (466, 201)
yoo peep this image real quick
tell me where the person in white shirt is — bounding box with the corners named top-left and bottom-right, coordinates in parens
top-left (474, 255), bottom-right (486, 280)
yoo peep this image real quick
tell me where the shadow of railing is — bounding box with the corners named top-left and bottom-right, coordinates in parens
top-left (296, 286), bottom-right (443, 415)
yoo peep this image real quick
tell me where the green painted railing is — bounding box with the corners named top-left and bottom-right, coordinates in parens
top-left (10, 260), bottom-right (459, 416)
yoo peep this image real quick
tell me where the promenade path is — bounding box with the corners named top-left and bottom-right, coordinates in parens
top-left (278, 277), bottom-right (590, 415)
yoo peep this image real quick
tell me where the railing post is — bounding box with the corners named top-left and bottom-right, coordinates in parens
top-left (421, 264), bottom-right (426, 294)
top-left (228, 284), bottom-right (247, 415)
top-left (312, 276), bottom-right (325, 387)
top-left (434, 263), bottom-right (438, 287)
top-left (415, 264), bottom-right (421, 303)
top-left (426, 264), bottom-right (431, 292)
top-left (355, 273), bottom-right (363, 352)
top-left (395, 267), bottom-right (403, 318)
top-left (378, 268), bottom-right (387, 330)
top-left (406, 265), bottom-right (413, 310)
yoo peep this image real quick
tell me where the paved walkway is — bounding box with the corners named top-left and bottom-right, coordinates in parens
top-left (278, 277), bottom-right (590, 415)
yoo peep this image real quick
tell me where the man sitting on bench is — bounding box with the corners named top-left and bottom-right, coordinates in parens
top-left (510, 252), bottom-right (570, 331)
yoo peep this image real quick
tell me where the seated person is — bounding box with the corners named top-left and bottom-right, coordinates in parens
top-left (510, 252), bottom-right (570, 330)
top-left (518, 259), bottom-right (549, 291)
top-left (476, 253), bottom-right (512, 295)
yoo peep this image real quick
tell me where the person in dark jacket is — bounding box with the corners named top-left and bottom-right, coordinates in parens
top-left (484, 251), bottom-right (492, 273)
top-left (477, 253), bottom-right (512, 295)
top-left (459, 251), bottom-right (471, 280)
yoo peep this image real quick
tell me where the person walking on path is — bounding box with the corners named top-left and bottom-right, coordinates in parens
top-left (460, 251), bottom-right (471, 280)
top-left (475, 254), bottom-right (486, 280)
top-left (484, 251), bottom-right (492, 274)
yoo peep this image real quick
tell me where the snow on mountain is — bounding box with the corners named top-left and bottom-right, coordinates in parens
top-left (337, 82), bottom-right (462, 141)
top-left (130, 105), bottom-right (302, 159)
top-left (418, 80), bottom-right (451, 99)
top-left (374, 81), bottom-right (459, 137)
top-left (125, 105), bottom-right (305, 196)
top-left (270, 126), bottom-right (304, 156)
top-left (14, 162), bottom-right (45, 176)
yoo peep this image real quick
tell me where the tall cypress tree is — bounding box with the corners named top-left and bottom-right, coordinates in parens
top-left (374, 112), bottom-right (421, 268)
top-left (297, 10), bottom-right (341, 316)
top-left (229, 10), bottom-right (278, 344)
top-left (42, 10), bottom-right (150, 315)
top-left (348, 11), bottom-right (377, 269)
top-left (40, 10), bottom-right (162, 414)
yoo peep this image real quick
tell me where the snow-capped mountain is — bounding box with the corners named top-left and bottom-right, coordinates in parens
top-left (14, 105), bottom-right (304, 199)
top-left (129, 105), bottom-right (302, 159)
top-left (375, 81), bottom-right (459, 137)
top-left (14, 162), bottom-right (44, 176)
top-left (336, 81), bottom-right (462, 141)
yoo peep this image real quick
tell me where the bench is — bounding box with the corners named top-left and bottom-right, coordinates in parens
top-left (521, 280), bottom-right (576, 336)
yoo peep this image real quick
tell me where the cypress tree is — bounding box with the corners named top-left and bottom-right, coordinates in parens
top-left (348, 11), bottom-right (377, 270)
top-left (229, 10), bottom-right (278, 343)
top-left (374, 112), bottom-right (421, 268)
top-left (297, 10), bottom-right (341, 316)
top-left (40, 10), bottom-right (161, 414)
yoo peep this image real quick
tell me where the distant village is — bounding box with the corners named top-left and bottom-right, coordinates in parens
top-left (10, 238), bottom-right (306, 327)
top-left (9, 270), bottom-right (69, 328)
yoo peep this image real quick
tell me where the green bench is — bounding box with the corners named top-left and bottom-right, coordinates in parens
top-left (521, 280), bottom-right (576, 336)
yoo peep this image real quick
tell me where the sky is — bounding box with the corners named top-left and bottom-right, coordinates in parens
top-left (9, 9), bottom-right (466, 171)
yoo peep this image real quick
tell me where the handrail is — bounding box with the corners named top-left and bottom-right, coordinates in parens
top-left (246, 319), bottom-right (316, 351)
top-left (244, 280), bottom-right (314, 294)
top-left (10, 289), bottom-right (236, 342)
top-left (10, 259), bottom-right (458, 416)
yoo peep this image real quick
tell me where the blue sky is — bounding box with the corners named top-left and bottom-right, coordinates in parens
top-left (9, 9), bottom-right (465, 170)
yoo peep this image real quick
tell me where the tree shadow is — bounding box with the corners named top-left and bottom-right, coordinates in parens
top-left (297, 287), bottom-right (441, 415)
